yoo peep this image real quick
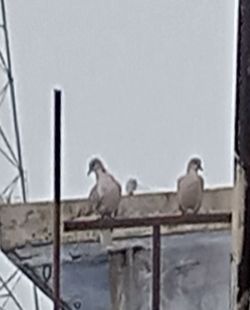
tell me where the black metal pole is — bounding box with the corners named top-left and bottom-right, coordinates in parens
top-left (1, 0), bottom-right (26, 202)
top-left (152, 225), bottom-right (161, 310)
top-left (53, 89), bottom-right (61, 310)
top-left (235, 1), bottom-right (250, 309)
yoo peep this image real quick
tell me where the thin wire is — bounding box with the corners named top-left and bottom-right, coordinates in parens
top-left (0, 275), bottom-right (23, 310)
top-left (1, 273), bottom-right (22, 309)
top-left (0, 82), bottom-right (8, 96)
top-left (33, 284), bottom-right (40, 310)
top-left (0, 269), bottom-right (19, 291)
top-left (0, 50), bottom-right (7, 71)
top-left (0, 174), bottom-right (19, 198)
top-left (0, 147), bottom-right (18, 167)
top-left (0, 61), bottom-right (6, 72)
top-left (0, 83), bottom-right (8, 107)
top-left (0, 85), bottom-right (8, 108)
top-left (0, 126), bottom-right (18, 163)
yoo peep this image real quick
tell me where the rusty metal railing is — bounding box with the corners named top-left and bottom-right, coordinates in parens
top-left (64, 213), bottom-right (231, 310)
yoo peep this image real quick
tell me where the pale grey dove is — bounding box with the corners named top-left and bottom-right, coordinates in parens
top-left (125, 178), bottom-right (138, 196)
top-left (177, 157), bottom-right (204, 215)
top-left (87, 158), bottom-right (121, 246)
top-left (88, 184), bottom-right (99, 213)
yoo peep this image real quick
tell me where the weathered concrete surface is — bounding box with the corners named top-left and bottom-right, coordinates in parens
top-left (8, 242), bottom-right (112, 310)
top-left (231, 164), bottom-right (246, 309)
top-left (110, 230), bottom-right (230, 310)
top-left (0, 188), bottom-right (232, 249)
top-left (8, 230), bottom-right (231, 310)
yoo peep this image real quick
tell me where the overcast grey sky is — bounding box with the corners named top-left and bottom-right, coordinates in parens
top-left (2, 0), bottom-right (238, 201)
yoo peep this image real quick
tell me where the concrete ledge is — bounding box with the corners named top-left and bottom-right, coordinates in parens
top-left (0, 187), bottom-right (233, 249)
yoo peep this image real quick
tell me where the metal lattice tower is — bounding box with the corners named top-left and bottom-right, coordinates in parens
top-left (0, 1), bottom-right (44, 309)
top-left (0, 0), bottom-right (26, 203)
top-left (0, 251), bottom-right (45, 310)
top-left (0, 270), bottom-right (25, 310)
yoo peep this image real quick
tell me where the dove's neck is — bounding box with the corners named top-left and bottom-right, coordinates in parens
top-left (187, 167), bottom-right (198, 175)
top-left (95, 168), bottom-right (106, 180)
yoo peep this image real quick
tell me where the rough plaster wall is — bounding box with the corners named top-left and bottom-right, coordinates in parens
top-left (109, 231), bottom-right (230, 310)
top-left (109, 247), bottom-right (152, 310)
top-left (8, 231), bottom-right (230, 310)
top-left (231, 163), bottom-right (246, 309)
top-left (0, 188), bottom-right (232, 249)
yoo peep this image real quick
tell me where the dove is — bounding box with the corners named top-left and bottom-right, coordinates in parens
top-left (177, 157), bottom-right (204, 215)
top-left (88, 184), bottom-right (99, 213)
top-left (87, 158), bottom-right (121, 246)
top-left (125, 178), bottom-right (138, 196)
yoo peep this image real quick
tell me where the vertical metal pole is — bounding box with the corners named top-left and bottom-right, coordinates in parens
top-left (1, 0), bottom-right (26, 202)
top-left (152, 225), bottom-right (161, 310)
top-left (53, 89), bottom-right (61, 310)
top-left (235, 0), bottom-right (250, 309)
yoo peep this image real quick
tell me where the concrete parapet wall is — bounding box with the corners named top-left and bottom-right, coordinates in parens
top-left (0, 187), bottom-right (233, 249)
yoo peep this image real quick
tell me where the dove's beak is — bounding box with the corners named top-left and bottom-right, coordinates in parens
top-left (87, 167), bottom-right (91, 176)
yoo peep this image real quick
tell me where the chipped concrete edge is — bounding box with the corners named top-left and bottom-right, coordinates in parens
top-left (0, 187), bottom-right (233, 250)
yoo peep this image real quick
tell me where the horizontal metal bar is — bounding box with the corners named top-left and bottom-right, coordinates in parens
top-left (64, 213), bottom-right (231, 232)
top-left (0, 293), bottom-right (10, 298)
